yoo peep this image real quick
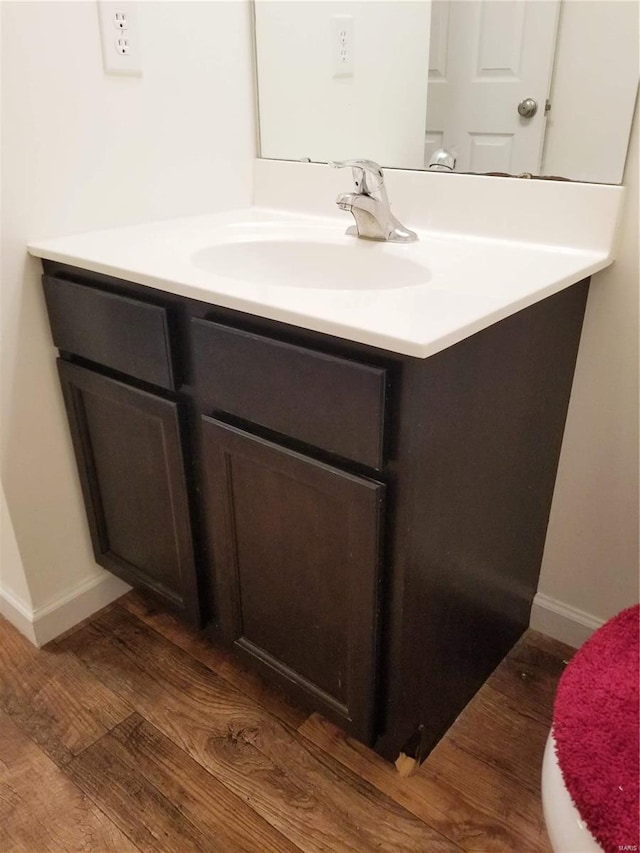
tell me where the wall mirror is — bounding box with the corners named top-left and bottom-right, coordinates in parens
top-left (254, 0), bottom-right (639, 184)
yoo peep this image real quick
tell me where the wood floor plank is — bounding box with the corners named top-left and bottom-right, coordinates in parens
top-left (0, 610), bottom-right (561, 852)
top-left (0, 710), bottom-right (138, 853)
top-left (68, 712), bottom-right (299, 853)
top-left (48, 601), bottom-right (120, 646)
top-left (520, 630), bottom-right (576, 663)
top-left (299, 712), bottom-right (549, 852)
top-left (485, 630), bottom-right (571, 726)
top-left (118, 589), bottom-right (307, 729)
top-left (425, 734), bottom-right (550, 850)
top-left (0, 614), bottom-right (131, 766)
top-left (59, 606), bottom-right (459, 853)
top-left (439, 682), bottom-right (550, 797)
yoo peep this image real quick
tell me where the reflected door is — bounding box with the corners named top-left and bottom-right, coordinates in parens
top-left (426, 0), bottom-right (560, 174)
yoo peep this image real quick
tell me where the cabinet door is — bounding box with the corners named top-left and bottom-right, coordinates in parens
top-left (58, 360), bottom-right (199, 622)
top-left (201, 417), bottom-right (384, 743)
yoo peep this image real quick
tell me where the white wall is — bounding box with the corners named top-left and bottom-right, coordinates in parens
top-left (255, 1), bottom-right (431, 168)
top-left (1, 1), bottom-right (256, 643)
top-left (0, 484), bottom-right (37, 643)
top-left (533, 101), bottom-right (639, 647)
top-left (542, 0), bottom-right (639, 184)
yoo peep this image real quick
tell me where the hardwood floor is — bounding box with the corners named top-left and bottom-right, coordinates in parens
top-left (0, 590), bottom-right (574, 852)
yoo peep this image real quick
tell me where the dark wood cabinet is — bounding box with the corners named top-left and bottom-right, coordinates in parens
top-left (191, 319), bottom-right (388, 469)
top-left (43, 276), bottom-right (176, 389)
top-left (42, 260), bottom-right (590, 765)
top-left (57, 360), bottom-right (199, 622)
top-left (200, 417), bottom-right (384, 742)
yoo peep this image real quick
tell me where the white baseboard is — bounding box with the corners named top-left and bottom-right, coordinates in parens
top-left (529, 592), bottom-right (605, 649)
top-left (0, 572), bottom-right (131, 647)
top-left (0, 586), bottom-right (39, 645)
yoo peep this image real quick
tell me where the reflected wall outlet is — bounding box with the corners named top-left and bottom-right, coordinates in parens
top-left (332, 15), bottom-right (354, 78)
top-left (98, 1), bottom-right (142, 75)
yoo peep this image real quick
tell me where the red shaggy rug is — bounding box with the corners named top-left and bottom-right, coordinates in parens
top-left (553, 603), bottom-right (639, 853)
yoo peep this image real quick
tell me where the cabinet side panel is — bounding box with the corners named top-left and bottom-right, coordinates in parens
top-left (378, 280), bottom-right (590, 760)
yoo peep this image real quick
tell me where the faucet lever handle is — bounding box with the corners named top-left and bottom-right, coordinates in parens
top-left (329, 159), bottom-right (384, 196)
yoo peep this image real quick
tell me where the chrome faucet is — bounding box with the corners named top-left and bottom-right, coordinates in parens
top-left (331, 159), bottom-right (418, 243)
top-left (428, 148), bottom-right (456, 172)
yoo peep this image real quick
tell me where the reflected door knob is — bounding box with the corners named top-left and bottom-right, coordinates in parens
top-left (517, 98), bottom-right (538, 118)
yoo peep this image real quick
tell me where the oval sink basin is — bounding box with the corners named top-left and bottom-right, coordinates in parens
top-left (191, 239), bottom-right (429, 290)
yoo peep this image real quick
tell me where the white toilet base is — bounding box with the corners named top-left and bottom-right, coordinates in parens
top-left (541, 732), bottom-right (604, 852)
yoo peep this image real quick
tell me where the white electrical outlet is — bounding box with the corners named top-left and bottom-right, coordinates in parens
top-left (331, 15), bottom-right (354, 78)
top-left (97, 1), bottom-right (142, 76)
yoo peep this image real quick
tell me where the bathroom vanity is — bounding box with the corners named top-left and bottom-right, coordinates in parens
top-left (33, 202), bottom-right (601, 763)
top-left (28, 162), bottom-right (624, 763)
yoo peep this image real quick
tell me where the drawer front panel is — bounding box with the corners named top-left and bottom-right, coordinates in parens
top-left (191, 319), bottom-right (387, 469)
top-left (43, 276), bottom-right (175, 389)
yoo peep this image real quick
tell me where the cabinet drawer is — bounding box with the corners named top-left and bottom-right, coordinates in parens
top-left (43, 276), bottom-right (175, 389)
top-left (191, 319), bottom-right (387, 469)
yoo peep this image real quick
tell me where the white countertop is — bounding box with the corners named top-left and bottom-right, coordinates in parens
top-left (28, 204), bottom-right (613, 359)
